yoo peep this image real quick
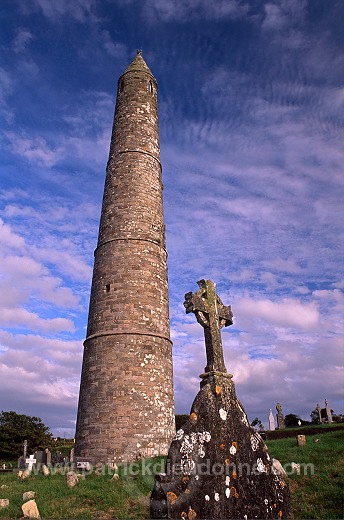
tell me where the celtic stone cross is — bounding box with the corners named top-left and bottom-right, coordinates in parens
top-left (184, 279), bottom-right (233, 374)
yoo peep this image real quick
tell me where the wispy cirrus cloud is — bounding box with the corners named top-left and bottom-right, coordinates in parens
top-left (25, 0), bottom-right (98, 22)
top-left (12, 28), bottom-right (35, 53)
top-left (119, 0), bottom-right (250, 22)
top-left (4, 132), bottom-right (64, 168)
top-left (0, 0), bottom-right (343, 436)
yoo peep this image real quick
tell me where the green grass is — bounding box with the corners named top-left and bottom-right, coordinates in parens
top-left (266, 429), bottom-right (344, 519)
top-left (0, 431), bottom-right (343, 519)
top-left (0, 458), bottom-right (159, 519)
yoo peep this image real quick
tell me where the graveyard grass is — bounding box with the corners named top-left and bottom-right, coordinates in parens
top-left (0, 428), bottom-right (343, 519)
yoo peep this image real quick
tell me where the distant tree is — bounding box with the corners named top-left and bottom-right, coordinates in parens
top-left (310, 408), bottom-right (336, 423)
top-left (284, 413), bottom-right (301, 427)
top-left (0, 411), bottom-right (53, 459)
top-left (310, 409), bottom-right (319, 423)
top-left (251, 417), bottom-right (263, 430)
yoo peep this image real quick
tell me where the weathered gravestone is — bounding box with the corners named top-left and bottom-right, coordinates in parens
top-left (151, 279), bottom-right (291, 519)
top-left (316, 403), bottom-right (323, 424)
top-left (21, 499), bottom-right (40, 519)
top-left (51, 451), bottom-right (64, 466)
top-left (325, 399), bottom-right (333, 423)
top-left (45, 449), bottom-right (52, 466)
top-left (276, 403), bottom-right (286, 430)
top-left (23, 440), bottom-right (28, 458)
top-left (34, 451), bottom-right (47, 466)
top-left (297, 435), bottom-right (306, 447)
top-left (268, 409), bottom-right (276, 431)
top-left (18, 440), bottom-right (28, 470)
top-left (18, 456), bottom-right (26, 470)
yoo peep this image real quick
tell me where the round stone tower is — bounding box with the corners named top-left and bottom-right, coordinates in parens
top-left (74, 51), bottom-right (175, 464)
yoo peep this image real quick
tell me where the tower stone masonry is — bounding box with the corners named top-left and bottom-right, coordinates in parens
top-left (74, 51), bottom-right (175, 464)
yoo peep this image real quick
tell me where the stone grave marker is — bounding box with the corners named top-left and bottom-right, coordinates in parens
top-left (316, 403), bottom-right (323, 423)
top-left (52, 451), bottom-right (64, 466)
top-left (25, 455), bottom-right (37, 473)
top-left (34, 451), bottom-right (46, 465)
top-left (18, 440), bottom-right (28, 470)
top-left (276, 403), bottom-right (286, 429)
top-left (22, 499), bottom-right (40, 519)
top-left (268, 409), bottom-right (275, 431)
top-left (150, 279), bottom-right (291, 519)
top-left (297, 435), bottom-right (306, 447)
top-left (18, 456), bottom-right (26, 470)
top-left (45, 449), bottom-right (52, 465)
top-left (325, 399), bottom-right (333, 423)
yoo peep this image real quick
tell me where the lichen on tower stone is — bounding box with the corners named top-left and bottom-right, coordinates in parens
top-left (74, 51), bottom-right (175, 465)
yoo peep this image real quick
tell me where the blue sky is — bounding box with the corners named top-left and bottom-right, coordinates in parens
top-left (0, 0), bottom-right (343, 437)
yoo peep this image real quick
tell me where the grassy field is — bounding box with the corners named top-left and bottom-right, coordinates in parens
top-left (266, 429), bottom-right (344, 519)
top-left (0, 429), bottom-right (343, 519)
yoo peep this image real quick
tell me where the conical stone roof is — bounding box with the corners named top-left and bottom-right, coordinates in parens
top-left (123, 50), bottom-right (154, 77)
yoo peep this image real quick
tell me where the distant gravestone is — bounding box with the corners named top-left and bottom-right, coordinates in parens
top-left (316, 403), bottom-right (323, 423)
top-left (268, 409), bottom-right (275, 430)
top-left (25, 455), bottom-right (37, 473)
top-left (52, 451), bottom-right (64, 466)
top-left (23, 440), bottom-right (28, 459)
top-left (18, 456), bottom-right (26, 470)
top-left (21, 469), bottom-right (31, 480)
top-left (69, 448), bottom-right (74, 463)
top-left (325, 399), bottom-right (333, 423)
top-left (42, 465), bottom-right (50, 476)
top-left (34, 451), bottom-right (46, 465)
top-left (45, 449), bottom-right (52, 465)
top-left (150, 280), bottom-right (291, 519)
top-left (276, 403), bottom-right (286, 429)
top-left (66, 471), bottom-right (79, 488)
top-left (297, 435), bottom-right (306, 447)
top-left (18, 440), bottom-right (28, 470)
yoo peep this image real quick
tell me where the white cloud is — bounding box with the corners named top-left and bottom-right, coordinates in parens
top-left (0, 308), bottom-right (74, 333)
top-left (0, 67), bottom-right (14, 123)
top-left (130, 0), bottom-right (250, 22)
top-left (234, 298), bottom-right (320, 330)
top-left (31, 0), bottom-right (97, 22)
top-left (13, 28), bottom-right (35, 53)
top-left (100, 31), bottom-right (127, 59)
top-left (4, 132), bottom-right (64, 168)
top-left (262, 0), bottom-right (307, 32)
top-left (1, 0), bottom-right (343, 436)
top-left (0, 330), bottom-right (83, 435)
top-left (0, 218), bottom-right (25, 249)
top-left (0, 217), bottom-right (82, 340)
top-left (262, 258), bottom-right (302, 274)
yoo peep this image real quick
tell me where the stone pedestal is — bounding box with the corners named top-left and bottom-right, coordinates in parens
top-left (151, 372), bottom-right (291, 519)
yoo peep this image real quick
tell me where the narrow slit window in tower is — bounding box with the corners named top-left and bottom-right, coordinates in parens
top-left (148, 80), bottom-right (153, 94)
